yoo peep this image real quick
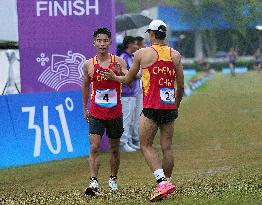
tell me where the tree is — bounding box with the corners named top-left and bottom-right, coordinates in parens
top-left (164, 0), bottom-right (262, 56)
top-left (116, 0), bottom-right (262, 56)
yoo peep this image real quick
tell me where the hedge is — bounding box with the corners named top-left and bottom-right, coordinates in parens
top-left (184, 60), bottom-right (256, 72)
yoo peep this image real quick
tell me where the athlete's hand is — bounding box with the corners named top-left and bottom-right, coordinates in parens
top-left (84, 110), bottom-right (89, 123)
top-left (100, 68), bottom-right (117, 81)
top-left (111, 62), bottom-right (122, 75)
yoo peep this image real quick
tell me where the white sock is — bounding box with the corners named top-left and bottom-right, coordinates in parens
top-left (153, 169), bottom-right (165, 181)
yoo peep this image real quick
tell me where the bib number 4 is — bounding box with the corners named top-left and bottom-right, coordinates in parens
top-left (95, 89), bottom-right (117, 108)
top-left (160, 88), bottom-right (176, 104)
top-left (103, 94), bottom-right (109, 102)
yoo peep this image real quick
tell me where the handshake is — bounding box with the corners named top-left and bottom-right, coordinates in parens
top-left (111, 62), bottom-right (122, 75)
top-left (100, 62), bottom-right (123, 80)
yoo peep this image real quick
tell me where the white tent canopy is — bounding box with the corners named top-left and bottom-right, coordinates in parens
top-left (0, 0), bottom-right (18, 42)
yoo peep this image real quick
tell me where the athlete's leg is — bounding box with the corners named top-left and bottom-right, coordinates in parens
top-left (233, 64), bottom-right (236, 76)
top-left (88, 116), bottom-right (105, 179)
top-left (148, 118), bottom-right (177, 202)
top-left (139, 110), bottom-right (177, 201)
top-left (140, 114), bottom-right (160, 172)
top-left (109, 138), bottom-right (120, 176)
top-left (85, 134), bottom-right (101, 196)
top-left (258, 63), bottom-right (261, 74)
top-left (149, 120), bottom-right (177, 202)
top-left (159, 121), bottom-right (175, 178)
top-left (230, 63), bottom-right (236, 76)
top-left (107, 117), bottom-right (123, 191)
top-left (89, 134), bottom-right (101, 178)
top-left (107, 116), bottom-right (123, 177)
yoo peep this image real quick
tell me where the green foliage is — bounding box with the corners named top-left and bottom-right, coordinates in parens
top-left (165, 0), bottom-right (262, 32)
top-left (115, 0), bottom-right (162, 13)
top-left (184, 60), bottom-right (256, 71)
top-left (218, 0), bottom-right (262, 35)
top-left (116, 0), bottom-right (140, 13)
top-left (116, 0), bottom-right (262, 32)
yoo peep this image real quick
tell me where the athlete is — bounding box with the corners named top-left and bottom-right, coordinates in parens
top-left (253, 48), bottom-right (262, 74)
top-left (102, 20), bottom-right (184, 201)
top-left (228, 47), bottom-right (238, 77)
top-left (82, 27), bottom-right (127, 196)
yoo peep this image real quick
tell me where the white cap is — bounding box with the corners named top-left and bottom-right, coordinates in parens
top-left (146, 20), bottom-right (167, 33)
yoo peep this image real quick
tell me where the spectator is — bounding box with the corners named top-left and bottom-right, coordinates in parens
top-left (119, 36), bottom-right (141, 152)
top-left (136, 36), bottom-right (146, 49)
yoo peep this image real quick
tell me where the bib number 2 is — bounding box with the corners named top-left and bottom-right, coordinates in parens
top-left (160, 88), bottom-right (176, 104)
top-left (95, 89), bottom-right (117, 108)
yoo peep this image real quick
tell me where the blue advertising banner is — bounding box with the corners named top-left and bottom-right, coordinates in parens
top-left (0, 96), bottom-right (20, 168)
top-left (0, 90), bottom-right (90, 168)
top-left (222, 67), bottom-right (248, 73)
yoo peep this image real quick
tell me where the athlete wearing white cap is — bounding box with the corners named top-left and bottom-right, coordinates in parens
top-left (102, 19), bottom-right (184, 202)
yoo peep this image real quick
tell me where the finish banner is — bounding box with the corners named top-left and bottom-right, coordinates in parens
top-left (17, 0), bottom-right (116, 93)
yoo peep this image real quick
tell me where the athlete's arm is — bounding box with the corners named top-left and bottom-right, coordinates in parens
top-left (117, 54), bottom-right (141, 79)
top-left (172, 49), bottom-right (184, 109)
top-left (135, 66), bottom-right (142, 79)
top-left (101, 51), bottom-right (141, 84)
top-left (82, 60), bottom-right (92, 122)
top-left (117, 54), bottom-right (142, 79)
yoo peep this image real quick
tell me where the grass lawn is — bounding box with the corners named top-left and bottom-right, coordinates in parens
top-left (0, 72), bottom-right (261, 205)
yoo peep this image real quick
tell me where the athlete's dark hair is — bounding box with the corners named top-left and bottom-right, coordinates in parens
top-left (152, 25), bottom-right (167, 40)
top-left (122, 36), bottom-right (136, 49)
top-left (93, 27), bottom-right (111, 39)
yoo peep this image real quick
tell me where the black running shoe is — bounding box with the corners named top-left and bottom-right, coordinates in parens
top-left (84, 187), bottom-right (99, 196)
top-left (84, 177), bottom-right (99, 196)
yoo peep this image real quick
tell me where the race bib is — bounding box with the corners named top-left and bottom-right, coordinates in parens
top-left (95, 89), bottom-right (117, 108)
top-left (160, 88), bottom-right (176, 104)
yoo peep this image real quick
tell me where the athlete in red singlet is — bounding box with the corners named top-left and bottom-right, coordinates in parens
top-left (82, 27), bottom-right (127, 196)
top-left (102, 20), bottom-right (184, 201)
top-left (89, 54), bottom-right (123, 120)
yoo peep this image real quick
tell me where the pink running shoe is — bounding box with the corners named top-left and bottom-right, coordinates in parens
top-left (149, 181), bottom-right (176, 202)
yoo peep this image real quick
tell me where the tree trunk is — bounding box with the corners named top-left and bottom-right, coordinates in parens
top-left (194, 29), bottom-right (204, 59)
top-left (203, 30), bottom-right (217, 57)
